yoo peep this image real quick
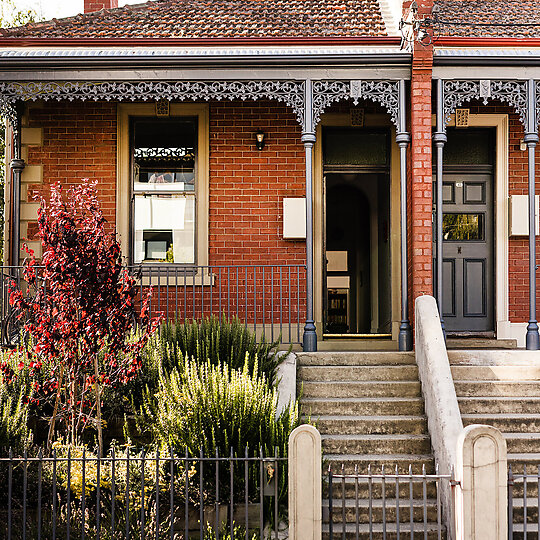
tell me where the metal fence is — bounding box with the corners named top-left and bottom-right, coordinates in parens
top-left (0, 264), bottom-right (306, 346)
top-left (508, 464), bottom-right (540, 539)
top-left (0, 448), bottom-right (287, 540)
top-left (324, 464), bottom-right (451, 540)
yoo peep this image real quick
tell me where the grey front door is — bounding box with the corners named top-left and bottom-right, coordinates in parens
top-left (440, 174), bottom-right (494, 332)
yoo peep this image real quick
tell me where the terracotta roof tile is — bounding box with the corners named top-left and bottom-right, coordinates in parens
top-left (1, 0), bottom-right (387, 39)
top-left (435, 0), bottom-right (540, 38)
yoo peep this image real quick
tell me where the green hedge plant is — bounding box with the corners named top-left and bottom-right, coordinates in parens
top-left (139, 357), bottom-right (299, 457)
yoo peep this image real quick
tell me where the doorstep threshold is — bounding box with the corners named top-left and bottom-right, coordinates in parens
top-left (323, 333), bottom-right (392, 339)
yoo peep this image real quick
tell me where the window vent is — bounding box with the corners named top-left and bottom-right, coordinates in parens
top-left (350, 108), bottom-right (365, 127)
top-left (156, 99), bottom-right (170, 117)
top-left (455, 108), bottom-right (470, 128)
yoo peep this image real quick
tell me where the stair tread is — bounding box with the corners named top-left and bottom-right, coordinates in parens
top-left (302, 397), bottom-right (424, 403)
top-left (458, 396), bottom-right (540, 401)
top-left (322, 498), bottom-right (438, 507)
top-left (455, 379), bottom-right (540, 384)
top-left (508, 453), bottom-right (540, 460)
top-left (462, 413), bottom-right (540, 419)
top-left (322, 434), bottom-right (430, 440)
top-left (312, 415), bottom-right (427, 421)
top-left (322, 523), bottom-right (442, 532)
top-left (326, 453), bottom-right (434, 461)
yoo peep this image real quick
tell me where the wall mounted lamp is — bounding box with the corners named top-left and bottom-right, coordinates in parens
top-left (255, 129), bottom-right (266, 150)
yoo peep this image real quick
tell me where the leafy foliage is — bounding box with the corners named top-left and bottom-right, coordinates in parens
top-left (8, 181), bottom-right (160, 452)
top-left (0, 381), bottom-right (30, 449)
top-left (114, 315), bottom-right (286, 420)
top-left (0, 1), bottom-right (39, 28)
top-left (139, 357), bottom-right (300, 458)
top-left (158, 315), bottom-right (284, 384)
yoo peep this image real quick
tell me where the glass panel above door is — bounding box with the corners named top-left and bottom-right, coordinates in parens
top-left (323, 128), bottom-right (388, 167)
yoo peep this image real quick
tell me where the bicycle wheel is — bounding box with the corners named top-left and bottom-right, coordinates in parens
top-left (2, 309), bottom-right (27, 348)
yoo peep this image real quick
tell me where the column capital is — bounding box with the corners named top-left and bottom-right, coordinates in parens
top-left (524, 132), bottom-right (539, 145)
top-left (396, 131), bottom-right (411, 146)
top-left (433, 130), bottom-right (447, 145)
top-left (10, 158), bottom-right (25, 172)
top-left (301, 132), bottom-right (316, 145)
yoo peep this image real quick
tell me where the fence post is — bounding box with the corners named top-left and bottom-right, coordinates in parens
top-left (455, 424), bottom-right (507, 540)
top-left (289, 425), bottom-right (321, 540)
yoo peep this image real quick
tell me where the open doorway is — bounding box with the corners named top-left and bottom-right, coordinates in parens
top-left (323, 127), bottom-right (392, 336)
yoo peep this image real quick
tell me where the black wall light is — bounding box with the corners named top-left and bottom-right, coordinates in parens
top-left (255, 129), bottom-right (266, 150)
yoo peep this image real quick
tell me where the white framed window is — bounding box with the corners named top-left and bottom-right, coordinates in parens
top-left (117, 104), bottom-right (209, 266)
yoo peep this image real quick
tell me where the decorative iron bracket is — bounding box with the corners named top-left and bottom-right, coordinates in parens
top-left (312, 80), bottom-right (400, 129)
top-left (0, 79), bottom-right (306, 128)
top-left (535, 81), bottom-right (540, 127)
top-left (443, 79), bottom-right (528, 127)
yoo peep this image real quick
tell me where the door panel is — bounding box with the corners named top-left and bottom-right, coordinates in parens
top-left (438, 174), bottom-right (494, 332)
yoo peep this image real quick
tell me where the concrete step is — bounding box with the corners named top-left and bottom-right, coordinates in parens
top-left (302, 397), bottom-right (425, 416)
top-left (508, 524), bottom-right (540, 540)
top-left (508, 453), bottom-right (540, 465)
top-left (298, 352), bottom-right (415, 366)
top-left (505, 433), bottom-right (540, 454)
top-left (321, 434), bottom-right (432, 455)
top-left (328, 479), bottom-right (438, 500)
top-left (322, 522), bottom-right (444, 539)
top-left (451, 365), bottom-right (540, 381)
top-left (509, 499), bottom-right (540, 524)
top-left (313, 415), bottom-right (428, 436)
top-left (458, 397), bottom-right (540, 414)
top-left (317, 341), bottom-right (398, 352)
top-left (446, 338), bottom-right (517, 349)
top-left (300, 381), bottom-right (422, 399)
top-left (298, 365), bottom-right (418, 382)
top-left (462, 414), bottom-right (540, 433)
top-left (454, 381), bottom-right (540, 397)
top-left (325, 454), bottom-right (435, 475)
top-left (322, 499), bottom-right (439, 523)
top-left (449, 350), bottom-right (540, 365)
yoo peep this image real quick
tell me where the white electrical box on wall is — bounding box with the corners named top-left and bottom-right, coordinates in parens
top-left (509, 195), bottom-right (540, 236)
top-left (283, 198), bottom-right (306, 239)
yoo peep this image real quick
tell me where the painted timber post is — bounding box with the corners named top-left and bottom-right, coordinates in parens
top-left (433, 78), bottom-right (447, 338)
top-left (397, 79), bottom-right (413, 351)
top-left (10, 104), bottom-right (24, 267)
top-left (302, 79), bottom-right (317, 352)
top-left (525, 79), bottom-right (540, 350)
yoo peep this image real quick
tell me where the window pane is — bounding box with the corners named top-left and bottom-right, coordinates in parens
top-left (323, 128), bottom-right (388, 166)
top-left (442, 128), bottom-right (494, 166)
top-left (134, 194), bottom-right (195, 263)
top-left (133, 119), bottom-right (196, 193)
top-left (443, 213), bottom-right (485, 241)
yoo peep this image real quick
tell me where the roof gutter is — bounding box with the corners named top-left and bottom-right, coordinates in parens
top-left (0, 36), bottom-right (402, 47)
top-left (0, 53), bottom-right (412, 70)
top-left (434, 37), bottom-right (540, 66)
top-left (436, 37), bottom-right (540, 48)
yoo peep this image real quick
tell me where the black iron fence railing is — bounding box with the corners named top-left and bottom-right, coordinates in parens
top-left (0, 448), bottom-right (287, 540)
top-left (0, 264), bottom-right (307, 347)
top-left (508, 464), bottom-right (540, 539)
top-left (324, 464), bottom-right (451, 539)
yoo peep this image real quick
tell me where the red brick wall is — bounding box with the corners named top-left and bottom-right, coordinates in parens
top-left (409, 0), bottom-right (434, 320)
top-left (26, 101), bottom-right (117, 236)
top-left (23, 99), bottom-right (307, 332)
top-left (209, 100), bottom-right (306, 266)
